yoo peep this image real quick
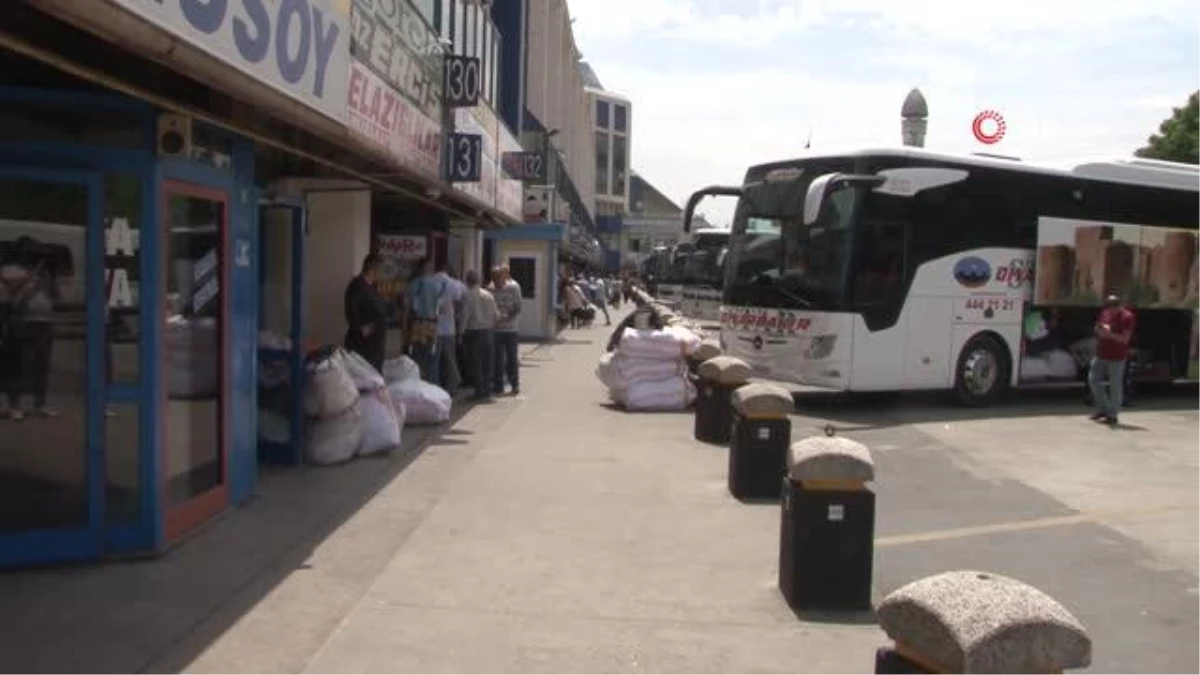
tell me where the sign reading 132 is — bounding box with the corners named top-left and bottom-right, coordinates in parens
top-left (445, 133), bottom-right (482, 183)
top-left (443, 55), bottom-right (482, 108)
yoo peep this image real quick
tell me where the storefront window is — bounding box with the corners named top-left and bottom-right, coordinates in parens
top-left (164, 191), bottom-right (224, 508)
top-left (0, 177), bottom-right (90, 534)
top-left (612, 136), bottom-right (627, 197)
top-left (0, 101), bottom-right (143, 148)
top-left (595, 131), bottom-right (610, 195)
top-left (190, 124), bottom-right (234, 172)
top-left (105, 403), bottom-right (139, 524)
top-left (105, 174), bottom-right (140, 385)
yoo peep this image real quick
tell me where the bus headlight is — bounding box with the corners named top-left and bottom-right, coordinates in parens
top-left (804, 335), bottom-right (837, 360)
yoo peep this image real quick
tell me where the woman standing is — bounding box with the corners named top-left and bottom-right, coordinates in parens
top-left (0, 238), bottom-right (57, 420)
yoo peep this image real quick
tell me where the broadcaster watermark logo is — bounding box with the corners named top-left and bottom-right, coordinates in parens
top-left (972, 110), bottom-right (1007, 144)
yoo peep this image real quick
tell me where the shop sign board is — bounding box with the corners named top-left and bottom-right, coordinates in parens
top-left (347, 60), bottom-right (441, 178)
top-left (450, 104), bottom-right (498, 207)
top-left (496, 123), bottom-right (525, 222)
top-left (103, 0), bottom-right (350, 123)
top-left (349, 0), bottom-right (443, 121)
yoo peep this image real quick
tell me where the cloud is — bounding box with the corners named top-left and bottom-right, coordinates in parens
top-left (568, 0), bottom-right (1199, 226)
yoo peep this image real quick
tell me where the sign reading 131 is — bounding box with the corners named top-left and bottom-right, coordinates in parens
top-left (443, 55), bottom-right (482, 108)
top-left (445, 133), bottom-right (482, 183)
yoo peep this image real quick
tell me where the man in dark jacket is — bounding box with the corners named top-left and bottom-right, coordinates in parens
top-left (344, 254), bottom-right (387, 371)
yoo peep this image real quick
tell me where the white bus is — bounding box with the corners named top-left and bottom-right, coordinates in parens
top-left (684, 148), bottom-right (1199, 405)
top-left (679, 229), bottom-right (730, 324)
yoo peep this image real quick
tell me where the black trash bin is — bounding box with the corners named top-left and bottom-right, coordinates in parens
top-left (779, 436), bottom-right (876, 612)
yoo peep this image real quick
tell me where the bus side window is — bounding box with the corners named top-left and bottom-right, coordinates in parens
top-left (853, 219), bottom-right (906, 306)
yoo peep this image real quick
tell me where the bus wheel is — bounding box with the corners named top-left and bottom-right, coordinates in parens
top-left (954, 335), bottom-right (1009, 407)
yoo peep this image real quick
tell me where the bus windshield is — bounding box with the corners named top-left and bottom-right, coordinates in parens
top-left (726, 175), bottom-right (860, 309)
top-left (682, 235), bottom-right (727, 284)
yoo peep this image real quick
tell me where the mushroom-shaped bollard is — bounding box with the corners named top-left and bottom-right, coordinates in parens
top-left (688, 339), bottom-right (723, 375)
top-left (874, 570), bottom-right (1092, 674)
top-left (693, 356), bottom-right (751, 444)
top-left (727, 382), bottom-right (795, 500)
top-left (779, 436), bottom-right (876, 611)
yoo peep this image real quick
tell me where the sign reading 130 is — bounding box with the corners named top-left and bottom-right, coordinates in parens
top-left (445, 133), bottom-right (482, 183)
top-left (443, 55), bottom-right (482, 108)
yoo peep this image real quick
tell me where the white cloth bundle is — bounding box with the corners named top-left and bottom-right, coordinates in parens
top-left (303, 350), bottom-right (359, 419)
top-left (387, 378), bottom-right (452, 426)
top-left (305, 402), bottom-right (363, 465)
top-left (383, 355), bottom-right (422, 384)
top-left (342, 349), bottom-right (387, 392)
top-left (616, 327), bottom-right (698, 360)
top-left (358, 388), bottom-right (403, 456)
top-left (624, 375), bottom-right (697, 411)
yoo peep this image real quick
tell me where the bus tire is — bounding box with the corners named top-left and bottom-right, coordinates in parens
top-left (953, 334), bottom-right (1010, 407)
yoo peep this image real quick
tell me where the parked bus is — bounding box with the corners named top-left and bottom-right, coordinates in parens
top-left (684, 148), bottom-right (1199, 405)
top-left (679, 229), bottom-right (730, 323)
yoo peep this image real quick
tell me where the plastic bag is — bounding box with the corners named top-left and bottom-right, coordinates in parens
top-left (342, 349), bottom-right (387, 391)
top-left (303, 350), bottom-right (359, 419)
top-left (358, 389), bottom-right (402, 456)
top-left (383, 355), bottom-right (422, 384)
top-left (305, 402), bottom-right (363, 465)
top-left (387, 378), bottom-right (452, 426)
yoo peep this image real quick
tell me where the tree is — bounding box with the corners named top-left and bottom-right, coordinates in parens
top-left (1135, 91), bottom-right (1199, 164)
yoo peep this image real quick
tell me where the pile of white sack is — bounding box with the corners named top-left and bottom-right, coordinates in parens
top-left (596, 325), bottom-right (703, 411)
top-left (303, 348), bottom-right (405, 465)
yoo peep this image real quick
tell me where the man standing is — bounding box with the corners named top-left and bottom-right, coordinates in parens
top-left (1089, 293), bottom-right (1136, 425)
top-left (343, 254), bottom-right (387, 372)
top-left (434, 262), bottom-right (464, 394)
top-left (491, 265), bottom-right (523, 396)
top-left (461, 270), bottom-right (498, 401)
top-left (590, 275), bottom-right (611, 326)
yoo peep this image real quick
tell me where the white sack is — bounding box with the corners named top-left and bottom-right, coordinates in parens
top-left (258, 409), bottom-right (290, 444)
top-left (342, 349), bottom-right (387, 391)
top-left (303, 351), bottom-right (359, 419)
top-left (625, 375), bottom-right (696, 411)
top-left (596, 352), bottom-right (621, 389)
top-left (358, 389), bottom-right (402, 456)
top-left (388, 378), bottom-right (452, 426)
top-left (616, 327), bottom-right (691, 360)
top-left (383, 355), bottom-right (422, 384)
top-left (1021, 356), bottom-right (1051, 380)
top-left (1045, 349), bottom-right (1079, 379)
top-left (305, 403), bottom-right (363, 465)
top-left (663, 324), bottom-right (702, 356)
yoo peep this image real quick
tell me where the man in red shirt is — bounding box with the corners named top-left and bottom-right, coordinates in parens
top-left (1089, 294), bottom-right (1136, 424)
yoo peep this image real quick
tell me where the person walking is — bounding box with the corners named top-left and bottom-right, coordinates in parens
top-left (491, 265), bottom-right (523, 396)
top-left (460, 269), bottom-right (498, 401)
top-left (343, 254), bottom-right (388, 372)
top-left (404, 257), bottom-right (443, 384)
top-left (590, 275), bottom-right (611, 326)
top-left (1088, 293), bottom-right (1136, 425)
top-left (434, 261), bottom-right (464, 394)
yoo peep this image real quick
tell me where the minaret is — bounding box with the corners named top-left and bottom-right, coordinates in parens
top-left (901, 87), bottom-right (928, 148)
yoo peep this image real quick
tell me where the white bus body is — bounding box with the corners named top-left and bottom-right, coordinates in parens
top-left (684, 148), bottom-right (1199, 404)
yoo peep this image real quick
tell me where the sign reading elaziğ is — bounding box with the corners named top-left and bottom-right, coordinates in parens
top-left (104, 0), bottom-right (349, 122)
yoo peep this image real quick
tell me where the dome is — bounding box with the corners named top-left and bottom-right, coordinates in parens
top-left (901, 87), bottom-right (928, 118)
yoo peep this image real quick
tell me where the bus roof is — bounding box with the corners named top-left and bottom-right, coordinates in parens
top-left (748, 147), bottom-right (1199, 193)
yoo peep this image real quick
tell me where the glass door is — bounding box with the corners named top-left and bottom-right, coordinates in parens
top-left (162, 181), bottom-right (229, 542)
top-left (0, 167), bottom-right (104, 567)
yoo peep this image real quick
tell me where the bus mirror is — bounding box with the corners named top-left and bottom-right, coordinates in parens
top-left (802, 173), bottom-right (887, 225)
top-left (683, 185), bottom-right (743, 232)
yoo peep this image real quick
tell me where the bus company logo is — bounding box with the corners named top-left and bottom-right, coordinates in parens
top-left (720, 309), bottom-right (811, 333)
top-left (972, 110), bottom-right (1007, 145)
top-left (994, 258), bottom-right (1033, 288)
top-left (953, 256), bottom-right (992, 288)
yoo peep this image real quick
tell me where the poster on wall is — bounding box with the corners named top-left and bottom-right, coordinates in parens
top-left (376, 233), bottom-right (428, 322)
top-left (1036, 216), bottom-right (1199, 309)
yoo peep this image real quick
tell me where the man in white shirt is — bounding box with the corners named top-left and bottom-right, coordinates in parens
top-left (434, 262), bottom-right (465, 394)
top-left (460, 269), bottom-right (499, 401)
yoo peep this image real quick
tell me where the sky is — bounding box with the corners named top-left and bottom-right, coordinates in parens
top-left (565, 0), bottom-right (1200, 227)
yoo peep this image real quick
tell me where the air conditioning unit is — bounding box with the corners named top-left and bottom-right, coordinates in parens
top-left (156, 113), bottom-right (194, 158)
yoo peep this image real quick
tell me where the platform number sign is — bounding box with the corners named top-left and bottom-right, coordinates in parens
top-left (501, 151), bottom-right (544, 180)
top-left (445, 133), bottom-right (483, 182)
top-left (444, 55), bottom-right (482, 108)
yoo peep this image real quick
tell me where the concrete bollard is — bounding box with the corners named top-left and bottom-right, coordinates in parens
top-left (874, 570), bottom-right (1092, 674)
top-left (727, 383), bottom-right (795, 500)
top-left (687, 339), bottom-right (723, 375)
top-left (693, 356), bottom-right (751, 444)
top-left (779, 436), bottom-right (875, 611)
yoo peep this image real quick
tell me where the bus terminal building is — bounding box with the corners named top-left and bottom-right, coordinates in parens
top-left (0, 0), bottom-right (527, 567)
